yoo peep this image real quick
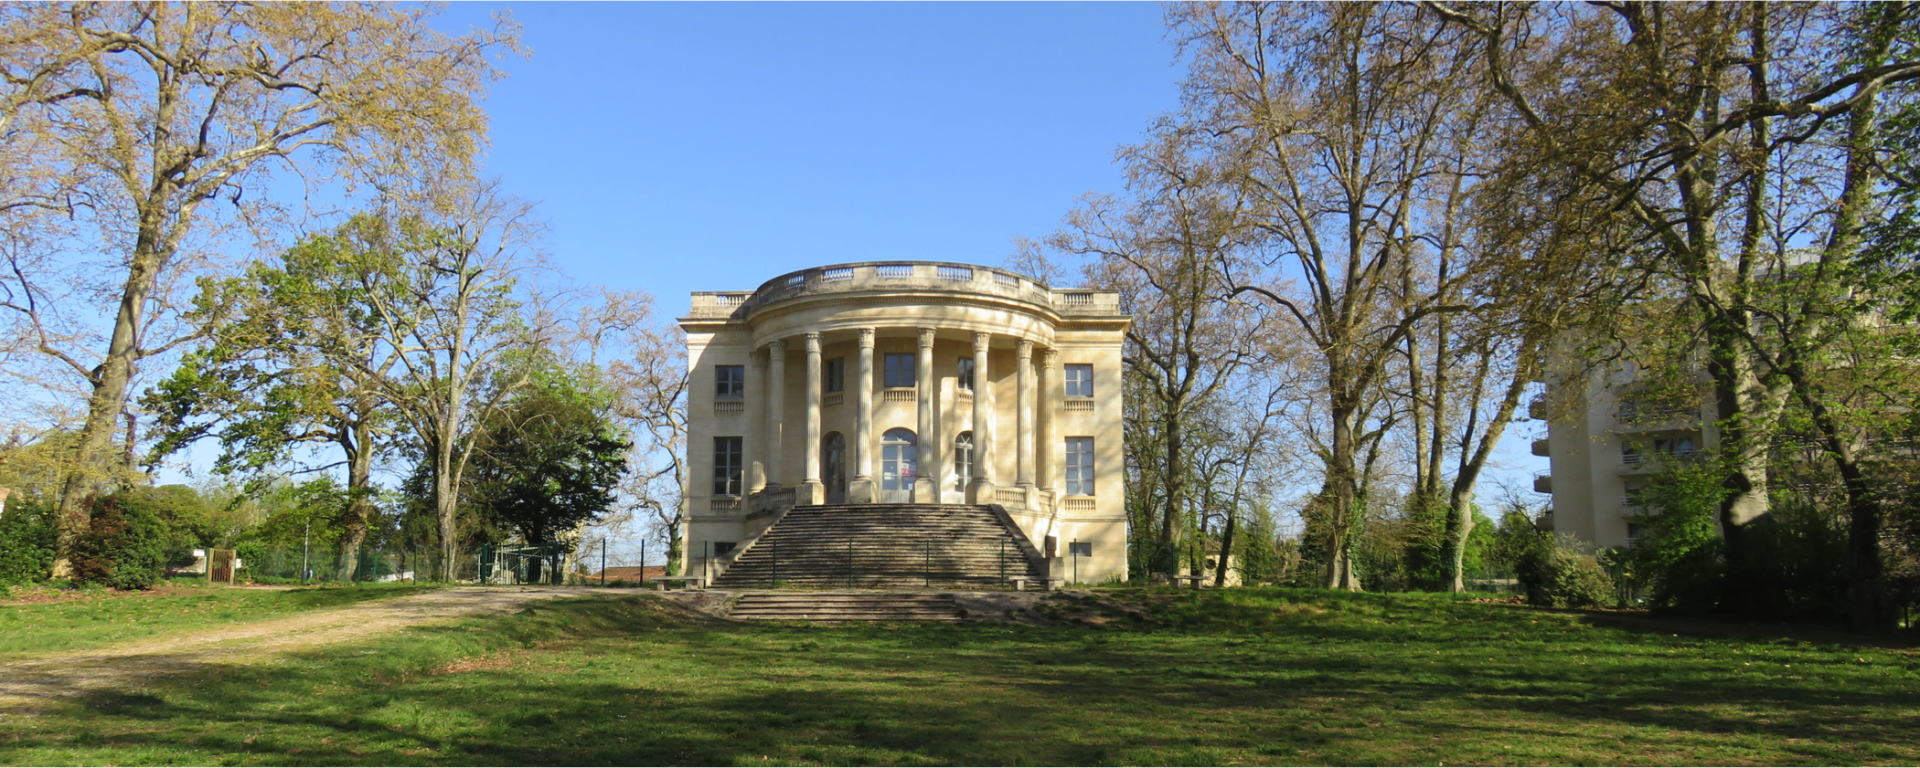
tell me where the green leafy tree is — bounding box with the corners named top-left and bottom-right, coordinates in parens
top-left (465, 362), bottom-right (630, 582)
top-left (146, 215), bottom-right (403, 576)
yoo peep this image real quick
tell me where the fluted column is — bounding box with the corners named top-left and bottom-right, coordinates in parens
top-left (801, 333), bottom-right (824, 505)
top-left (1039, 348), bottom-right (1059, 502)
top-left (1016, 339), bottom-right (1035, 497)
top-left (766, 338), bottom-right (786, 489)
top-left (849, 328), bottom-right (876, 503)
top-left (747, 351), bottom-right (767, 493)
top-left (912, 327), bottom-right (938, 502)
top-left (968, 331), bottom-right (996, 504)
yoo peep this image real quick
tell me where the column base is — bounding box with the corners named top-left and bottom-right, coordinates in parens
top-left (967, 479), bottom-right (997, 505)
top-left (798, 480), bottom-right (824, 506)
top-left (848, 477), bottom-right (875, 504)
top-left (912, 477), bottom-right (938, 503)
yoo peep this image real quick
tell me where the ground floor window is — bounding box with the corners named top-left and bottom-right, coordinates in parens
top-left (1065, 437), bottom-right (1094, 495)
top-left (882, 428), bottom-right (918, 491)
top-left (954, 432), bottom-right (974, 490)
top-left (1068, 542), bottom-right (1092, 557)
top-left (713, 436), bottom-right (743, 496)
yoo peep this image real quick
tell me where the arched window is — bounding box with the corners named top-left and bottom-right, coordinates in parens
top-left (953, 431), bottom-right (974, 491)
top-left (880, 429), bottom-right (918, 493)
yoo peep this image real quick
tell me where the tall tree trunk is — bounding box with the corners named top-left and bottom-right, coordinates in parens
top-left (1325, 399), bottom-right (1361, 590)
top-left (338, 426), bottom-right (375, 581)
top-left (53, 235), bottom-right (166, 576)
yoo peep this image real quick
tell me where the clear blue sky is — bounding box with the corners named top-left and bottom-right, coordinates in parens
top-left (421, 1), bottom-right (1549, 523)
top-left (433, 2), bottom-right (1183, 310)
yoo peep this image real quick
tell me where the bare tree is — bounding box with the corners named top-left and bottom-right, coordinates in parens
top-left (1056, 125), bottom-right (1270, 580)
top-left (579, 289), bottom-right (690, 576)
top-left (1162, 3), bottom-right (1488, 589)
top-left (359, 185), bottom-right (553, 578)
top-left (0, 3), bottom-right (518, 573)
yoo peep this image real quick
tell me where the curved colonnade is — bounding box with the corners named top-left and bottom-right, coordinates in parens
top-left (680, 261), bottom-right (1130, 583)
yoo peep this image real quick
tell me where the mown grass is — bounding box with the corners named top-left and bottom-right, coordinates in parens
top-left (0, 582), bottom-right (436, 659)
top-left (1, 587), bottom-right (1916, 766)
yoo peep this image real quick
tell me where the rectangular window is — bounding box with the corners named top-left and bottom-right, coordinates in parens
top-left (715, 365), bottom-right (745, 400)
top-left (957, 357), bottom-right (975, 391)
top-left (1065, 364), bottom-right (1093, 399)
top-left (1065, 437), bottom-right (1095, 495)
top-left (712, 436), bottom-right (743, 496)
top-left (884, 353), bottom-right (916, 388)
top-left (713, 542), bottom-right (737, 556)
top-left (825, 357), bottom-right (845, 393)
top-left (1068, 542), bottom-right (1093, 557)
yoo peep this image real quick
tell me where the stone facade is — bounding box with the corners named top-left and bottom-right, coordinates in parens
top-left (679, 261), bottom-right (1130, 583)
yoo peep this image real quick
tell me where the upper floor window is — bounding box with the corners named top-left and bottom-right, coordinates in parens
top-left (884, 353), bottom-right (915, 388)
top-left (957, 357), bottom-right (975, 391)
top-left (1065, 437), bottom-right (1095, 495)
top-left (825, 357), bottom-right (845, 393)
top-left (1065, 364), bottom-right (1093, 398)
top-left (715, 365), bottom-right (745, 399)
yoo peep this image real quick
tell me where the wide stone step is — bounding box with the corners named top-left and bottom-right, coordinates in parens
top-left (728, 592), bottom-right (966, 622)
top-left (712, 503), bottom-right (1041, 589)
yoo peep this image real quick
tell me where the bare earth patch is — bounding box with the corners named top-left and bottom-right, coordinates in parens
top-left (0, 586), bottom-right (603, 708)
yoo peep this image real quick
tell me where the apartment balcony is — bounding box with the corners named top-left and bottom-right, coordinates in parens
top-left (1532, 473), bottom-right (1553, 494)
top-left (1524, 395), bottom-right (1550, 422)
top-left (1531, 438), bottom-right (1550, 457)
top-left (1615, 400), bottom-right (1698, 432)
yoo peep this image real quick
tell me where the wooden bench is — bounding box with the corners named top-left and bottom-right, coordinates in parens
top-left (1008, 576), bottom-right (1065, 592)
top-left (647, 575), bottom-right (707, 591)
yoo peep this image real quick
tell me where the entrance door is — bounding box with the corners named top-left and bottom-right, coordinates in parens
top-left (823, 432), bottom-right (847, 504)
top-left (880, 428), bottom-right (917, 503)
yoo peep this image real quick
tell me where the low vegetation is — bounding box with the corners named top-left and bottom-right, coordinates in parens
top-left (1, 588), bottom-right (1914, 766)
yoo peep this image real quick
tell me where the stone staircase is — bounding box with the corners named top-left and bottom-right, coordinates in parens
top-left (727, 591), bottom-right (966, 622)
top-left (711, 504), bottom-right (1044, 589)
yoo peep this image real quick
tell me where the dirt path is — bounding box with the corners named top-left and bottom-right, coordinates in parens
top-left (0, 586), bottom-right (605, 708)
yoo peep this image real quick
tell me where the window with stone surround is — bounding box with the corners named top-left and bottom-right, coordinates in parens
top-left (1065, 364), bottom-right (1093, 399)
top-left (712, 436), bottom-right (743, 496)
top-left (715, 365), bottom-right (745, 399)
top-left (957, 357), bottom-right (975, 391)
top-left (1065, 437), bottom-right (1095, 495)
top-left (884, 353), bottom-right (915, 388)
top-left (825, 357), bottom-right (844, 393)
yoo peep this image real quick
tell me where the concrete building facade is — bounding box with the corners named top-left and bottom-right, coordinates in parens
top-left (679, 261), bottom-right (1130, 583)
top-left (1536, 364), bottom-right (1715, 549)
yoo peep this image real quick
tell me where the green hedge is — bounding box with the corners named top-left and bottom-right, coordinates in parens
top-left (69, 492), bottom-right (168, 590)
top-left (0, 497), bottom-right (58, 585)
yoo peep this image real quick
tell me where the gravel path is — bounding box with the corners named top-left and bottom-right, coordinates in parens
top-left (0, 586), bottom-right (602, 708)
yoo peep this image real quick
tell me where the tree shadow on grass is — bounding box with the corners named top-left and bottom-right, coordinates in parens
top-left (4, 593), bottom-right (1917, 766)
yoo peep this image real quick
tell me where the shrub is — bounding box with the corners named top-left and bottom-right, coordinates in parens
top-left (69, 493), bottom-right (168, 590)
top-left (0, 496), bottom-right (58, 585)
top-left (1515, 533), bottom-right (1615, 609)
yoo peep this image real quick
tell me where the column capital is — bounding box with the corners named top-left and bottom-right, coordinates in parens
top-left (973, 331), bottom-right (991, 354)
top-left (858, 328), bottom-right (875, 348)
top-left (1016, 338), bottom-right (1034, 357)
top-left (917, 327), bottom-right (936, 348)
top-left (1041, 348), bottom-right (1058, 369)
top-left (804, 332), bottom-right (820, 353)
top-left (769, 338), bottom-right (787, 358)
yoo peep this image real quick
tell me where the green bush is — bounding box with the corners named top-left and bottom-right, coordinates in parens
top-left (69, 493), bottom-right (168, 590)
top-left (1514, 533), bottom-right (1615, 609)
top-left (0, 496), bottom-right (58, 584)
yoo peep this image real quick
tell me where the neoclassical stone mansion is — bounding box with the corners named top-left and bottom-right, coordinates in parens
top-left (679, 261), bottom-right (1130, 586)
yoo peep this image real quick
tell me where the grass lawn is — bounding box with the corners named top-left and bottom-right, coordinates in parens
top-left (0, 583), bottom-right (437, 659)
top-left (1, 588), bottom-right (1916, 766)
